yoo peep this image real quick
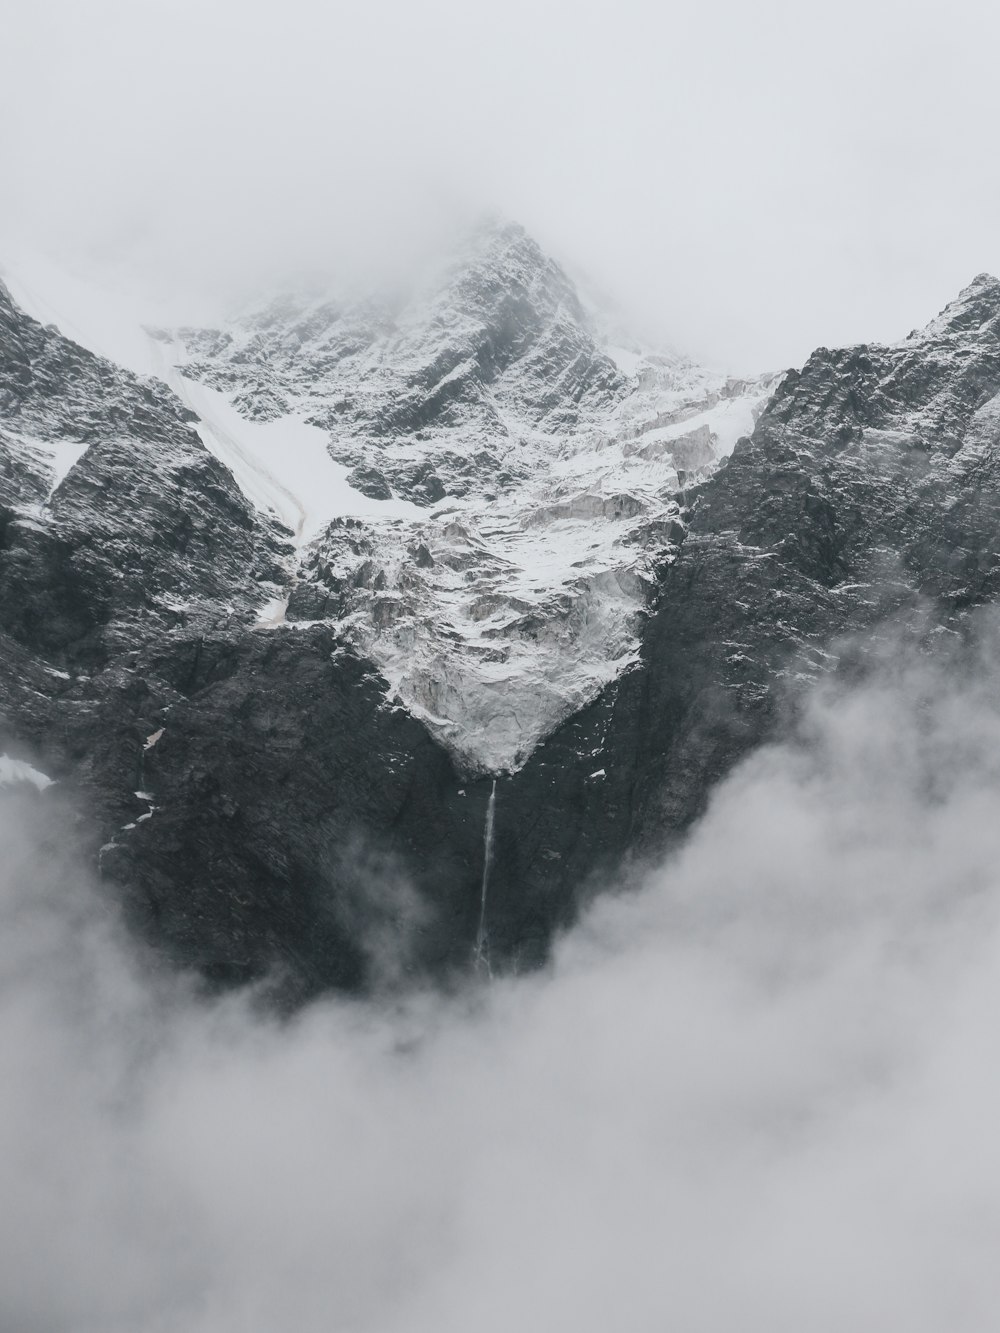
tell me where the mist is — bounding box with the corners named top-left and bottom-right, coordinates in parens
top-left (4, 630), bottom-right (1000, 1330)
top-left (4, 0), bottom-right (1000, 369)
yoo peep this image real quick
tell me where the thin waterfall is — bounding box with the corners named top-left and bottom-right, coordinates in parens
top-left (473, 778), bottom-right (497, 973)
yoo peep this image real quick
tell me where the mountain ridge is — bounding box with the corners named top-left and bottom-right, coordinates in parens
top-left (2, 233), bottom-right (998, 992)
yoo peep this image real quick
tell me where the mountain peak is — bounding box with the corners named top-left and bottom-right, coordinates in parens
top-left (912, 271), bottom-right (1000, 342)
top-left (436, 218), bottom-right (584, 323)
top-left (964, 271), bottom-right (1000, 293)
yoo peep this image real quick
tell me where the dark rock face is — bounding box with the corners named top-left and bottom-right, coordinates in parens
top-left (0, 283), bottom-right (288, 668)
top-left (346, 464), bottom-right (393, 501)
top-left (105, 630), bottom-right (485, 994)
top-left (5, 265), bottom-right (1000, 996)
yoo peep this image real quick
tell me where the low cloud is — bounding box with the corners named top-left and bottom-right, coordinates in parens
top-left (3, 629), bottom-right (1000, 1330)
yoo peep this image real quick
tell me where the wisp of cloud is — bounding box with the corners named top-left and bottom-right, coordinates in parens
top-left (3, 632), bottom-right (1000, 1331)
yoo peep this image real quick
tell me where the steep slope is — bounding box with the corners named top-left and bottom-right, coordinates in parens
top-left (639, 275), bottom-right (1000, 813)
top-left (164, 223), bottom-right (776, 771)
top-left (630, 270), bottom-right (1000, 833)
top-left (0, 281), bottom-right (288, 663)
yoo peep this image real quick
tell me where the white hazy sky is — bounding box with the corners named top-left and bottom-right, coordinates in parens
top-left (2, 0), bottom-right (999, 370)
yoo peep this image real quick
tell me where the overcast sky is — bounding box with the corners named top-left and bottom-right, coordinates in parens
top-left (3, 0), bottom-right (999, 369)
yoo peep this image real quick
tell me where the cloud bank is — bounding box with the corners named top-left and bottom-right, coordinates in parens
top-left (3, 629), bottom-right (1000, 1330)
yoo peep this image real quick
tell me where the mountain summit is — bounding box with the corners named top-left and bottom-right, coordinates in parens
top-left (149, 222), bottom-right (777, 772)
top-left (913, 270), bottom-right (1000, 340)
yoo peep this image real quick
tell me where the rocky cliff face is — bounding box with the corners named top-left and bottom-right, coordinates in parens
top-left (2, 234), bottom-right (997, 995)
top-left (0, 282), bottom-right (289, 664)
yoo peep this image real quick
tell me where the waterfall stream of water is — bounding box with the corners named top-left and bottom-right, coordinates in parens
top-left (473, 778), bottom-right (497, 973)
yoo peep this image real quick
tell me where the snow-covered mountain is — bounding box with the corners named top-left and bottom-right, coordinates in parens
top-left (5, 223), bottom-right (998, 993)
top-left (151, 224), bottom-right (776, 771)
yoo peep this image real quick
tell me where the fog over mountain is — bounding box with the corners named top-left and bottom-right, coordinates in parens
top-left (4, 640), bottom-right (1000, 1331)
top-left (5, 2), bottom-right (1000, 1328)
top-left (4, 0), bottom-right (1000, 369)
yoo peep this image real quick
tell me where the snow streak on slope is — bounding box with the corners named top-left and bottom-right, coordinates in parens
top-left (152, 338), bottom-right (425, 544)
top-left (145, 335), bottom-right (427, 625)
top-left (0, 427), bottom-right (90, 500)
